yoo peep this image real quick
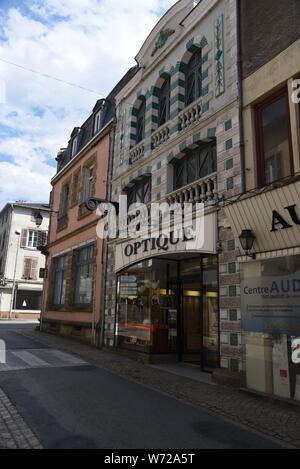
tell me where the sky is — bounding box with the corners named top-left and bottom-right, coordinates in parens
top-left (0, 0), bottom-right (176, 208)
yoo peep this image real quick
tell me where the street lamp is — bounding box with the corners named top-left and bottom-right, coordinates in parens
top-left (9, 230), bottom-right (21, 319)
top-left (35, 211), bottom-right (44, 227)
top-left (239, 229), bottom-right (256, 259)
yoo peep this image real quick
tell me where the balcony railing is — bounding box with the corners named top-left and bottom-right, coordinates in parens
top-left (129, 141), bottom-right (145, 165)
top-left (166, 173), bottom-right (218, 206)
top-left (178, 96), bottom-right (202, 131)
top-left (151, 124), bottom-right (170, 150)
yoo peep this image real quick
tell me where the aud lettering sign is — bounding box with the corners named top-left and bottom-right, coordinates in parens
top-left (271, 204), bottom-right (300, 232)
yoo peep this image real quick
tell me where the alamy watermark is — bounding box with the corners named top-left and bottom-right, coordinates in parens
top-left (292, 337), bottom-right (300, 365)
top-left (93, 196), bottom-right (207, 252)
top-left (292, 79), bottom-right (300, 104)
top-left (0, 340), bottom-right (6, 365)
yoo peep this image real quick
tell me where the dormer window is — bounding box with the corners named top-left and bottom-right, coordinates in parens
top-left (71, 136), bottom-right (78, 158)
top-left (94, 110), bottom-right (102, 135)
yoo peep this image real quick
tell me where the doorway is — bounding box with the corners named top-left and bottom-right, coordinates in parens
top-left (169, 256), bottom-right (219, 371)
top-left (116, 255), bottom-right (219, 370)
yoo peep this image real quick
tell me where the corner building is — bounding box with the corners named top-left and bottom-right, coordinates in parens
top-left (104, 0), bottom-right (242, 376)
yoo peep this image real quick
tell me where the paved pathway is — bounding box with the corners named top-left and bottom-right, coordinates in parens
top-left (0, 388), bottom-right (41, 449)
top-left (19, 328), bottom-right (300, 449)
top-left (0, 323), bottom-right (298, 449)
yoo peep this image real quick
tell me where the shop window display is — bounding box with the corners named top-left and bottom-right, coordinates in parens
top-left (241, 255), bottom-right (300, 401)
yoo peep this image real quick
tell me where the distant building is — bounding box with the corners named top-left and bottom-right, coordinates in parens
top-left (0, 202), bottom-right (50, 320)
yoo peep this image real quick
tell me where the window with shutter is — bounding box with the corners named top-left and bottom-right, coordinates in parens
top-left (83, 167), bottom-right (94, 202)
top-left (30, 259), bottom-right (38, 281)
top-left (20, 229), bottom-right (28, 248)
top-left (23, 258), bottom-right (38, 280)
top-left (23, 258), bottom-right (31, 279)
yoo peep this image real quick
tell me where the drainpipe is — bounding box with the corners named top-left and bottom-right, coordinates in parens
top-left (97, 120), bottom-right (116, 349)
top-left (236, 0), bottom-right (246, 193)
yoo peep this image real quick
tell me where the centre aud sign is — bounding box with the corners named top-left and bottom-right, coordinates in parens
top-left (271, 204), bottom-right (300, 232)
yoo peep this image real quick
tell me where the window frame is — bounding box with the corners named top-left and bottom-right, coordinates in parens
top-left (127, 177), bottom-right (152, 208)
top-left (22, 257), bottom-right (38, 281)
top-left (52, 255), bottom-right (68, 307)
top-left (158, 77), bottom-right (171, 127)
top-left (254, 87), bottom-right (294, 188)
top-left (94, 110), bottom-right (102, 135)
top-left (136, 98), bottom-right (146, 145)
top-left (73, 244), bottom-right (95, 308)
top-left (71, 136), bottom-right (78, 158)
top-left (173, 143), bottom-right (217, 191)
top-left (82, 166), bottom-right (94, 203)
top-left (27, 230), bottom-right (39, 249)
top-left (185, 49), bottom-right (202, 107)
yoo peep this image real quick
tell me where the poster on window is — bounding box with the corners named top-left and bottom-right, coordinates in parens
top-left (241, 272), bottom-right (300, 336)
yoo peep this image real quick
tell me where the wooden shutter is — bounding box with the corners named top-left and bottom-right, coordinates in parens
top-left (20, 229), bottom-right (28, 248)
top-left (30, 259), bottom-right (38, 281)
top-left (23, 258), bottom-right (31, 279)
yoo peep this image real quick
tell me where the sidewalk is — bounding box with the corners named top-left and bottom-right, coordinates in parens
top-left (18, 329), bottom-right (300, 449)
top-left (0, 389), bottom-right (42, 449)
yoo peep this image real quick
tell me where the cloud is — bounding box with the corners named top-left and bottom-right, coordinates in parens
top-left (0, 0), bottom-right (176, 207)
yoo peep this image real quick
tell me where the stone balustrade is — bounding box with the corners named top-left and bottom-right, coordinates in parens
top-left (166, 173), bottom-right (218, 206)
top-left (151, 124), bottom-right (170, 149)
top-left (129, 142), bottom-right (145, 164)
top-left (178, 96), bottom-right (202, 130)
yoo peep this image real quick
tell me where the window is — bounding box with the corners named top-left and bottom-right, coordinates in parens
top-left (185, 50), bottom-right (202, 106)
top-left (83, 166), bottom-right (94, 203)
top-left (73, 245), bottom-right (95, 306)
top-left (255, 88), bottom-right (293, 187)
top-left (71, 171), bottom-right (80, 206)
top-left (22, 258), bottom-right (38, 281)
top-left (27, 230), bottom-right (38, 248)
top-left (94, 110), bottom-right (102, 135)
top-left (60, 184), bottom-right (70, 217)
top-left (71, 136), bottom-right (78, 157)
top-left (127, 177), bottom-right (152, 207)
top-left (136, 98), bottom-right (146, 144)
top-left (158, 77), bottom-right (170, 127)
top-left (173, 143), bottom-right (217, 190)
top-left (20, 229), bottom-right (40, 249)
top-left (52, 255), bottom-right (67, 307)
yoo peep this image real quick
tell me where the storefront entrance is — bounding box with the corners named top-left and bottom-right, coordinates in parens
top-left (115, 255), bottom-right (219, 370)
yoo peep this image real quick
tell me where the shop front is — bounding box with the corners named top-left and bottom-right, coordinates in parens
top-left (225, 179), bottom-right (300, 401)
top-left (113, 214), bottom-right (219, 369)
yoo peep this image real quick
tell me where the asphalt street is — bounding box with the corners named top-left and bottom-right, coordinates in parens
top-left (0, 322), bottom-right (283, 449)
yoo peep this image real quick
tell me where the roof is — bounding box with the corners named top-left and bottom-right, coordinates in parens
top-left (0, 202), bottom-right (51, 219)
top-left (56, 65), bottom-right (139, 174)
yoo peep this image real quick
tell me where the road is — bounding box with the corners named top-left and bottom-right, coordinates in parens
top-left (0, 322), bottom-right (283, 449)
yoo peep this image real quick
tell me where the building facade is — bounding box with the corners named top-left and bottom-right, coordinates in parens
top-left (41, 71), bottom-right (136, 344)
top-left (0, 202), bottom-right (50, 320)
top-left (224, 0), bottom-right (300, 400)
top-left (103, 0), bottom-right (243, 376)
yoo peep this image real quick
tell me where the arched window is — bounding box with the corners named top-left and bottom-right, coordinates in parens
top-left (127, 177), bottom-right (152, 207)
top-left (158, 76), bottom-right (170, 127)
top-left (185, 49), bottom-right (202, 106)
top-left (173, 143), bottom-right (216, 190)
top-left (136, 97), bottom-right (146, 144)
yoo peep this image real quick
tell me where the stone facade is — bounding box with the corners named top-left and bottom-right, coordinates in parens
top-left (103, 0), bottom-right (244, 375)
